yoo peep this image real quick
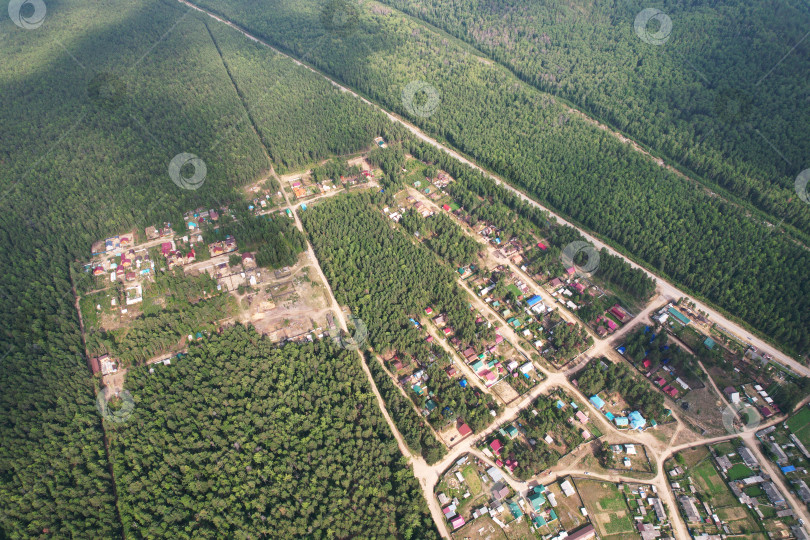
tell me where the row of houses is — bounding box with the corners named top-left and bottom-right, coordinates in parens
top-left (724, 383), bottom-right (780, 419)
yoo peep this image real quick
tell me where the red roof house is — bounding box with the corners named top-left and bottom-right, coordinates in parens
top-left (759, 406), bottom-right (774, 418)
top-left (87, 356), bottom-right (101, 375)
top-left (610, 304), bottom-right (628, 322)
top-left (458, 422), bottom-right (472, 437)
top-left (537, 242), bottom-right (548, 251)
top-left (490, 439), bottom-right (503, 455)
top-left (642, 359), bottom-right (652, 369)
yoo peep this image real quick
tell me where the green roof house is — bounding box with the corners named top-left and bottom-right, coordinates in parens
top-left (527, 490), bottom-right (546, 511)
top-left (507, 501), bottom-right (523, 519)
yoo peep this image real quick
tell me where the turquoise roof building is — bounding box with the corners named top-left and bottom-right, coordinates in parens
top-left (628, 410), bottom-right (646, 430)
top-left (527, 490), bottom-right (546, 511)
top-left (507, 501), bottom-right (523, 519)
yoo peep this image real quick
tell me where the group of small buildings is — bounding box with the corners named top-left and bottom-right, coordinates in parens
top-left (710, 443), bottom-right (797, 526)
top-left (655, 303), bottom-right (692, 327)
top-left (90, 234), bottom-right (157, 286)
top-left (756, 409), bottom-right (810, 509)
top-left (592, 303), bottom-right (631, 337)
top-left (437, 465), bottom-right (597, 539)
top-left (91, 233), bottom-right (134, 257)
top-left (588, 393), bottom-right (648, 430)
top-left (207, 235), bottom-right (237, 258)
top-left (87, 353), bottom-right (117, 376)
top-left (724, 383), bottom-right (780, 419)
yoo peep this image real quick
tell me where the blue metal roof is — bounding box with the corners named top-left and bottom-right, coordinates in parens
top-left (526, 294), bottom-right (543, 307)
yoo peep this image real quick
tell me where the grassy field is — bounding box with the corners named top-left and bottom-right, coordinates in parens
top-left (461, 465), bottom-right (483, 497)
top-left (727, 463), bottom-right (753, 481)
top-left (713, 441), bottom-right (735, 455)
top-left (692, 459), bottom-right (737, 507)
top-left (575, 480), bottom-right (637, 540)
top-left (680, 446), bottom-right (711, 468)
top-left (786, 406), bottom-right (810, 447)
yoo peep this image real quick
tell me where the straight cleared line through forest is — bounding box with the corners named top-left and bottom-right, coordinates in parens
top-left (177, 0), bottom-right (807, 378)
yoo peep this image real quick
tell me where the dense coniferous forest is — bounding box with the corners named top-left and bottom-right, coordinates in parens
top-left (1, 2), bottom-right (266, 534)
top-left (0, 1), bottom-right (423, 534)
top-left (400, 210), bottom-right (481, 267)
top-left (192, 0), bottom-right (808, 356)
top-left (108, 325), bottom-right (438, 538)
top-left (208, 22), bottom-right (391, 172)
top-left (300, 192), bottom-right (487, 355)
top-left (382, 0), bottom-right (810, 233)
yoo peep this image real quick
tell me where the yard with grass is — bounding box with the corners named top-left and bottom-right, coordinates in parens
top-left (575, 479), bottom-right (637, 540)
top-left (461, 465), bottom-right (482, 497)
top-left (546, 481), bottom-right (587, 532)
top-left (726, 463), bottom-right (753, 481)
top-left (786, 406), bottom-right (810, 447)
top-left (670, 445), bottom-right (764, 537)
top-left (691, 459), bottom-right (737, 506)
